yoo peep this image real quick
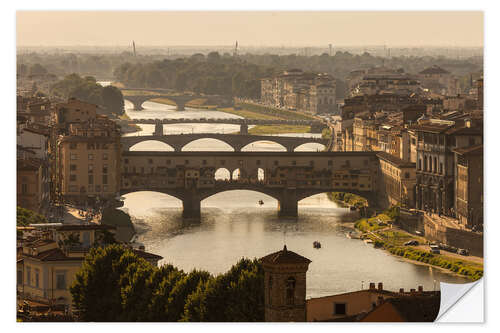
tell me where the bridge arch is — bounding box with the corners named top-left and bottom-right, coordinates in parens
top-left (129, 140), bottom-right (175, 152)
top-left (241, 140), bottom-right (288, 152)
top-left (293, 142), bottom-right (326, 152)
top-left (181, 138), bottom-right (235, 152)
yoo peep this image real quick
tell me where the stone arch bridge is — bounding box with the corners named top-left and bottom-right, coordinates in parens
top-left (121, 134), bottom-right (330, 152)
top-left (120, 88), bottom-right (233, 111)
top-left (120, 151), bottom-right (381, 219)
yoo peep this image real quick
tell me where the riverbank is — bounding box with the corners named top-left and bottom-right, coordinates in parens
top-left (353, 210), bottom-right (483, 281)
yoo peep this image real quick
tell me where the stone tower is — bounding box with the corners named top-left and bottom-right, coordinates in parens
top-left (260, 245), bottom-right (311, 322)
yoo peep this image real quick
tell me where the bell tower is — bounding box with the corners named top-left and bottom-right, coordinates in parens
top-left (260, 245), bottom-right (311, 322)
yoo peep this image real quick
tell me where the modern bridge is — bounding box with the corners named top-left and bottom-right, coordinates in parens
top-left (121, 133), bottom-right (330, 152)
top-left (120, 151), bottom-right (381, 219)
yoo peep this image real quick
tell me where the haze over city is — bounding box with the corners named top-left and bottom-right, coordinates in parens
top-left (17, 11), bottom-right (483, 47)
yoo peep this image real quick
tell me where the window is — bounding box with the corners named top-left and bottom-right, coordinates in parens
top-left (21, 184), bottom-right (27, 194)
top-left (439, 163), bottom-right (443, 175)
top-left (26, 266), bottom-right (31, 286)
top-left (256, 160), bottom-right (261, 165)
top-left (203, 160), bottom-right (207, 165)
top-left (88, 175), bottom-right (94, 185)
top-left (95, 185), bottom-right (101, 192)
top-left (334, 303), bottom-right (347, 315)
top-left (274, 161), bottom-right (279, 166)
top-left (35, 269), bottom-right (39, 288)
top-left (328, 160), bottom-right (333, 166)
top-left (221, 160), bottom-right (226, 165)
top-left (70, 174), bottom-right (77, 182)
top-left (103, 185), bottom-right (108, 192)
top-left (124, 159), bottom-right (129, 164)
top-left (148, 159), bottom-right (153, 164)
top-left (103, 164), bottom-right (108, 174)
top-left (69, 143), bottom-right (77, 149)
top-left (405, 172), bottom-right (410, 179)
top-left (166, 160), bottom-right (171, 165)
top-left (103, 153), bottom-right (108, 160)
top-left (418, 159), bottom-right (422, 170)
top-left (292, 161), bottom-right (297, 166)
top-left (469, 137), bottom-right (475, 146)
top-left (70, 164), bottom-right (77, 171)
top-left (185, 160), bottom-right (189, 165)
top-left (17, 270), bottom-right (22, 285)
top-left (88, 164), bottom-right (93, 173)
top-left (56, 271), bottom-right (66, 290)
top-left (285, 277), bottom-right (296, 305)
top-left (310, 161), bottom-right (314, 167)
top-left (88, 153), bottom-right (93, 160)
top-left (70, 153), bottom-right (77, 160)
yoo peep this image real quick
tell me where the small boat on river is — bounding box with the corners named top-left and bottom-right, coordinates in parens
top-left (313, 241), bottom-right (321, 249)
top-left (258, 200), bottom-right (264, 206)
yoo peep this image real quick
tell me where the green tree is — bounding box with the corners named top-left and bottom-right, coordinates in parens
top-left (101, 85), bottom-right (125, 115)
top-left (16, 206), bottom-right (47, 226)
top-left (70, 245), bottom-right (141, 321)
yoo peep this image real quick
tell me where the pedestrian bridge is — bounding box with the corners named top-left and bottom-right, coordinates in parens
top-left (121, 133), bottom-right (330, 152)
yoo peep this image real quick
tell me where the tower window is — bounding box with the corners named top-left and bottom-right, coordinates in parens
top-left (285, 277), bottom-right (296, 305)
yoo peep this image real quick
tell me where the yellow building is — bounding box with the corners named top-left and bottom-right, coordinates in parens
top-left (17, 158), bottom-right (50, 214)
top-left (17, 224), bottom-right (162, 311)
top-left (55, 116), bottom-right (121, 205)
top-left (377, 151), bottom-right (416, 208)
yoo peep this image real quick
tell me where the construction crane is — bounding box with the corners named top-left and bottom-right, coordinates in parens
top-left (132, 41), bottom-right (136, 57)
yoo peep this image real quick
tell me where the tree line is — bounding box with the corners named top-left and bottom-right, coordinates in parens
top-left (70, 244), bottom-right (265, 322)
top-left (50, 74), bottom-right (125, 116)
top-left (113, 52), bottom-right (274, 99)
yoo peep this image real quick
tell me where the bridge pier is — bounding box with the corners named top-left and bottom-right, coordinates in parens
top-left (176, 102), bottom-right (186, 111)
top-left (182, 197), bottom-right (201, 219)
top-left (240, 124), bottom-right (248, 134)
top-left (278, 190), bottom-right (298, 218)
top-left (154, 121), bottom-right (164, 136)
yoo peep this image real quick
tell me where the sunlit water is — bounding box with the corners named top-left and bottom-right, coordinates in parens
top-left (117, 96), bottom-right (468, 298)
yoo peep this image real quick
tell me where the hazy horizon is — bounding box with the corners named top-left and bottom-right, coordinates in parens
top-left (17, 11), bottom-right (483, 48)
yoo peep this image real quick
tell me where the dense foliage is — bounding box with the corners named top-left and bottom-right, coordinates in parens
top-left (50, 74), bottom-right (124, 116)
top-left (16, 206), bottom-right (47, 226)
top-left (113, 53), bottom-right (274, 99)
top-left (70, 245), bottom-right (265, 322)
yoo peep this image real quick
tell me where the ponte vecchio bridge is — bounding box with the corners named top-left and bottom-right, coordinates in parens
top-left (120, 151), bottom-right (381, 219)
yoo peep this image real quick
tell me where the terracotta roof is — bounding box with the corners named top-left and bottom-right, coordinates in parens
top-left (25, 248), bottom-right (83, 262)
top-left (383, 296), bottom-right (440, 322)
top-left (260, 245), bottom-right (311, 265)
top-left (133, 249), bottom-right (163, 261)
top-left (445, 126), bottom-right (482, 136)
top-left (453, 144), bottom-right (483, 155)
top-left (56, 224), bottom-right (116, 231)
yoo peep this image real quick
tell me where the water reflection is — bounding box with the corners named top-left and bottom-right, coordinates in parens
top-left (120, 98), bottom-right (469, 298)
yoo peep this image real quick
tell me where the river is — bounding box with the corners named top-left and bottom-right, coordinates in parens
top-left (118, 97), bottom-right (468, 298)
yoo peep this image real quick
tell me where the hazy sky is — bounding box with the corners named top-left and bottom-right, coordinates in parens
top-left (17, 11), bottom-right (483, 47)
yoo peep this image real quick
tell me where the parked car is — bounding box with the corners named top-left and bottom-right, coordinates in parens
top-left (429, 245), bottom-right (440, 254)
top-left (404, 240), bottom-right (419, 246)
top-left (458, 249), bottom-right (470, 256)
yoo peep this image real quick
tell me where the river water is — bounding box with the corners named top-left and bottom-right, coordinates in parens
top-left (118, 98), bottom-right (468, 298)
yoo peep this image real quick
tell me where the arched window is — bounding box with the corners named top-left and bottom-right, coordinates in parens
top-left (286, 277), bottom-right (296, 305)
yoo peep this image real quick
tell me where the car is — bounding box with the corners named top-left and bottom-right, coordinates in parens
top-left (458, 249), bottom-right (470, 256)
top-left (404, 240), bottom-right (419, 246)
top-left (429, 245), bottom-right (440, 254)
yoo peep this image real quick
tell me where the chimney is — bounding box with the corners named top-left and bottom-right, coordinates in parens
top-left (399, 288), bottom-right (405, 294)
top-left (378, 282), bottom-right (383, 291)
top-left (418, 286), bottom-right (423, 293)
top-left (369, 282), bottom-right (376, 290)
top-left (410, 288), bottom-right (416, 295)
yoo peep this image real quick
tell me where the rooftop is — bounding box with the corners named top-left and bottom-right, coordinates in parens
top-left (453, 144), bottom-right (483, 155)
top-left (260, 245), bottom-right (312, 265)
top-left (419, 65), bottom-right (450, 75)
